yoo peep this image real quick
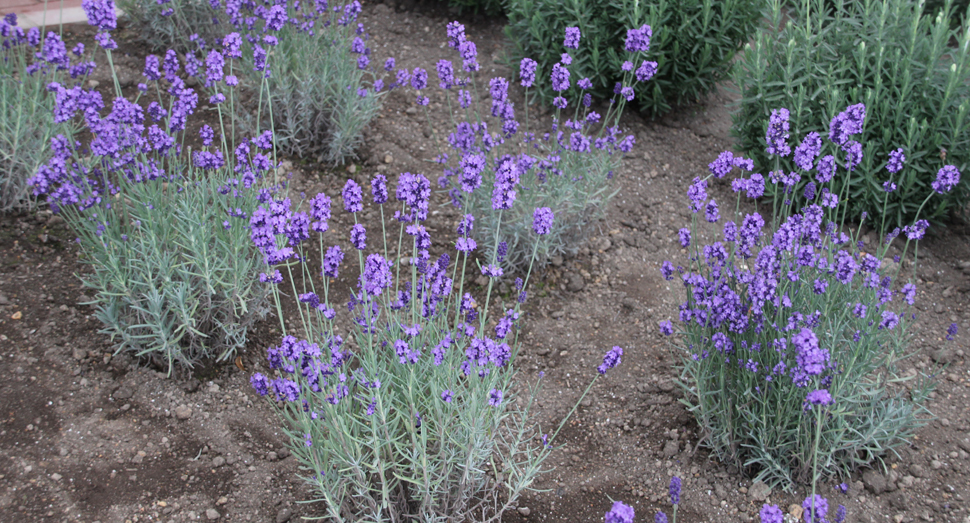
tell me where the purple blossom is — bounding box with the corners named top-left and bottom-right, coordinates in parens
top-left (843, 140), bottom-right (863, 171)
top-left (947, 323), bottom-right (958, 341)
top-left (553, 96), bottom-right (567, 109)
top-left (829, 103), bottom-right (865, 146)
top-left (765, 108), bottom-right (791, 157)
top-left (932, 165), bottom-right (961, 194)
top-left (82, 0), bottom-right (117, 31)
top-left (564, 27), bottom-right (581, 49)
top-left (446, 21), bottom-right (465, 48)
top-left (793, 328), bottom-right (829, 377)
top-left (520, 58), bottom-right (537, 87)
top-left (816, 155), bottom-right (836, 183)
top-left (561, 53), bottom-right (573, 66)
top-left (370, 174), bottom-right (388, 204)
top-left (624, 24), bottom-right (652, 53)
top-left (669, 477), bottom-right (681, 505)
top-left (460, 154), bottom-right (485, 193)
top-left (250, 373), bottom-right (270, 395)
top-left (597, 346), bottom-right (623, 374)
top-left (659, 320), bottom-right (673, 335)
top-left (342, 179), bottom-right (363, 213)
top-left (886, 148), bottom-right (905, 174)
top-left (903, 219), bottom-right (929, 240)
top-left (533, 207), bottom-right (553, 235)
top-left (322, 245), bottom-right (343, 278)
top-left (488, 388), bottom-right (503, 406)
top-left (441, 390), bottom-right (453, 402)
top-left (309, 193), bottom-right (331, 232)
top-left (436, 59), bottom-right (455, 89)
top-left (883, 180), bottom-right (897, 192)
top-left (759, 504), bottom-right (783, 523)
top-left (794, 132), bottom-right (821, 170)
top-left (350, 224), bottom-right (366, 250)
top-left (551, 63), bottom-right (570, 92)
top-left (620, 86), bottom-right (635, 101)
top-left (879, 310), bottom-right (900, 330)
top-left (636, 60), bottom-right (657, 82)
top-left (459, 40), bottom-right (478, 71)
top-left (687, 177), bottom-right (708, 212)
top-left (705, 199), bottom-right (719, 223)
top-left (605, 501), bottom-right (635, 523)
top-left (360, 253), bottom-right (392, 295)
top-left (491, 158), bottom-right (520, 210)
top-left (411, 68), bottom-right (428, 90)
top-left (678, 228), bottom-right (691, 248)
top-left (395, 172), bottom-right (431, 222)
top-left (654, 513), bottom-right (668, 523)
top-left (802, 495), bottom-right (829, 523)
top-left (804, 389), bottom-right (833, 410)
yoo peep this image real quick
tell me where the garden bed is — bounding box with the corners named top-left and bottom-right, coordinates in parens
top-left (1, 2), bottom-right (969, 522)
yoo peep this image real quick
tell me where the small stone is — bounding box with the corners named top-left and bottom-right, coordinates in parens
top-left (930, 460), bottom-right (943, 470)
top-left (405, 106), bottom-right (417, 115)
top-left (267, 451), bottom-right (279, 462)
top-left (621, 298), bottom-right (637, 310)
top-left (206, 508), bottom-right (220, 520)
top-left (87, 79), bottom-right (100, 88)
top-left (565, 272), bottom-right (585, 292)
top-left (909, 464), bottom-right (926, 478)
top-left (788, 505), bottom-right (804, 520)
top-left (276, 508), bottom-right (293, 523)
top-left (658, 381), bottom-right (675, 393)
top-left (863, 470), bottom-right (889, 495)
top-left (51, 473), bottom-right (62, 481)
top-left (383, 154), bottom-right (393, 164)
top-left (517, 506), bottom-right (531, 517)
top-left (72, 348), bottom-right (86, 361)
top-left (662, 440), bottom-right (679, 458)
top-left (174, 405), bottom-right (193, 420)
top-left (217, 497), bottom-right (228, 505)
top-left (550, 255), bottom-right (563, 267)
top-left (550, 310), bottom-right (565, 319)
top-left (212, 457), bottom-right (226, 468)
top-left (11, 311), bottom-right (22, 320)
top-left (748, 481), bottom-right (771, 502)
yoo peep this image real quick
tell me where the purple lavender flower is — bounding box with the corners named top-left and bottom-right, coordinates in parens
top-left (350, 224), bottom-right (366, 250)
top-left (446, 21), bottom-right (465, 48)
top-left (436, 59), bottom-right (455, 89)
top-left (360, 253), bottom-right (392, 295)
top-left (82, 0), bottom-right (117, 31)
top-left (533, 207), bottom-right (553, 235)
top-left (903, 219), bottom-right (929, 240)
top-left (834, 505), bottom-right (847, 523)
top-left (598, 346), bottom-right (623, 374)
top-left (879, 310), bottom-right (900, 330)
top-left (488, 388), bottom-right (503, 406)
top-left (636, 60), bottom-right (657, 82)
top-left (886, 148), bottom-right (905, 174)
top-left (843, 140), bottom-right (863, 171)
top-left (605, 501), bottom-right (635, 523)
top-left (205, 50), bottom-right (224, 85)
top-left (411, 68), bottom-right (428, 90)
top-left (687, 176), bottom-right (708, 211)
top-left (459, 40), bottom-right (479, 72)
top-left (395, 172), bottom-right (431, 222)
top-left (620, 86), bottom-right (635, 101)
top-left (564, 26), bottom-right (581, 49)
top-left (883, 180), bottom-right (897, 192)
top-left (759, 504), bottom-right (783, 523)
top-left (678, 228), bottom-right (691, 248)
top-left (250, 373), bottom-right (270, 395)
top-left (659, 320), bottom-right (675, 336)
top-left (804, 389), bottom-right (833, 410)
top-left (947, 323), bottom-right (958, 341)
top-left (491, 158), bottom-right (520, 210)
top-left (747, 174), bottom-right (766, 198)
top-left (669, 476), bottom-right (681, 505)
top-left (551, 63), bottom-right (570, 92)
top-left (460, 153), bottom-right (485, 193)
top-left (624, 24), bottom-right (652, 53)
top-left (793, 328), bottom-right (829, 376)
top-left (309, 193), bottom-right (331, 232)
top-left (802, 495), bottom-right (829, 523)
top-left (816, 155), bottom-right (836, 183)
top-left (705, 199), bottom-right (719, 223)
top-left (794, 131), bottom-right (821, 170)
top-left (342, 179), bottom-right (363, 213)
top-left (932, 165), bottom-right (961, 194)
top-left (322, 245), bottom-right (343, 278)
top-left (654, 513), bottom-right (667, 523)
top-left (520, 58), bottom-right (537, 87)
top-left (441, 390), bottom-right (453, 402)
top-left (765, 108), bottom-right (791, 157)
top-left (553, 96), bottom-right (567, 109)
top-left (829, 103), bottom-right (865, 146)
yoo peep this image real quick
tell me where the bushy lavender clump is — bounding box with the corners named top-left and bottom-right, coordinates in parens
top-left (661, 104), bottom-right (958, 486)
top-left (210, 0), bottom-right (390, 163)
top-left (249, 170), bottom-right (626, 520)
top-left (28, 8), bottom-right (270, 372)
top-left (1, 17), bottom-right (93, 212)
top-left (115, 0), bottom-right (227, 53)
top-left (409, 23), bottom-right (649, 271)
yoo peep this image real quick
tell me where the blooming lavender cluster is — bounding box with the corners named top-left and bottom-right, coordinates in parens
top-left (661, 103), bottom-right (959, 485)
top-left (418, 24), bottom-right (652, 270)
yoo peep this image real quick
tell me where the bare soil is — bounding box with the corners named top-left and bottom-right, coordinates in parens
top-left (1, 2), bottom-right (969, 523)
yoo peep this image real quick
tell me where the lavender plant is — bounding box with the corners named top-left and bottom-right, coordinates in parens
top-left (248, 173), bottom-right (627, 519)
top-left (411, 24), bottom-right (646, 270)
top-left (116, 0), bottom-right (226, 52)
top-left (1, 16), bottom-right (92, 213)
top-left (218, 0), bottom-right (385, 164)
top-left (28, 1), bottom-right (270, 373)
top-left (732, 0), bottom-right (970, 227)
top-left (660, 104), bottom-right (960, 487)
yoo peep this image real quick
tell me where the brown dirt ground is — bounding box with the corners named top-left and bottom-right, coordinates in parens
top-left (1, 2), bottom-right (969, 523)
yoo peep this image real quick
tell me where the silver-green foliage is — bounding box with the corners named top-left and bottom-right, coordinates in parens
top-left (250, 178), bottom-right (608, 521)
top-left (117, 0), bottom-right (226, 52)
top-left (1, 23), bottom-right (78, 213)
top-left (228, 0), bottom-right (384, 164)
top-left (732, 0), bottom-right (970, 229)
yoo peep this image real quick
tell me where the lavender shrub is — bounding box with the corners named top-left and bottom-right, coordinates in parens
top-left (407, 24), bottom-right (651, 271)
top-left (660, 104), bottom-right (960, 487)
top-left (248, 171), bottom-right (626, 519)
top-left (117, 0), bottom-right (227, 53)
top-left (216, 0), bottom-right (386, 164)
top-left (28, 3), bottom-right (271, 373)
top-left (1, 16), bottom-right (93, 212)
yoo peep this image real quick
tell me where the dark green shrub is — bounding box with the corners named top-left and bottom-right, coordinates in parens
top-left (732, 0), bottom-right (970, 229)
top-left (504, 0), bottom-right (763, 116)
top-left (437, 0), bottom-right (504, 16)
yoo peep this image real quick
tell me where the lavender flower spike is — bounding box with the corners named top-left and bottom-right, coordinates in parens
top-left (604, 501), bottom-right (635, 523)
top-left (533, 207), bottom-right (553, 235)
top-left (598, 346), bottom-right (623, 374)
top-left (669, 476), bottom-right (681, 505)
